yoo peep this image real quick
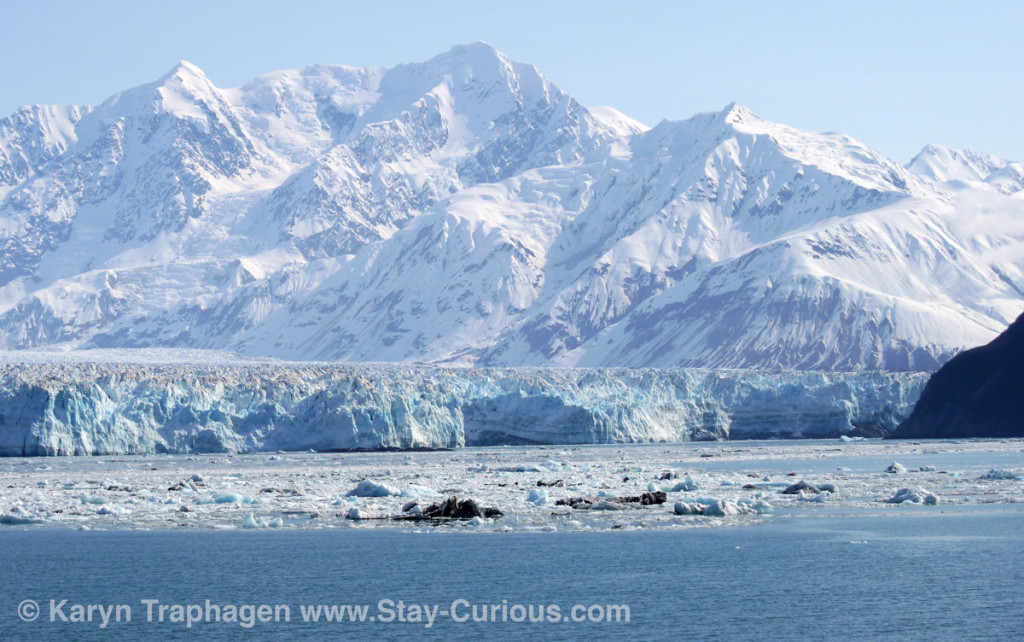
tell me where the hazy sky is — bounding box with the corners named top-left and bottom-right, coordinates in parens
top-left (2, 1), bottom-right (1021, 162)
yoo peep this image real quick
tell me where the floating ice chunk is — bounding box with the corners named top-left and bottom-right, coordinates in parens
top-left (737, 498), bottom-right (773, 514)
top-left (97, 505), bottom-right (129, 516)
top-left (597, 490), bottom-right (617, 498)
top-left (675, 499), bottom-right (764, 517)
top-left (781, 481), bottom-right (820, 495)
top-left (346, 507), bottom-right (385, 520)
top-left (817, 483), bottom-right (837, 493)
top-left (402, 501), bottom-right (423, 515)
top-left (839, 435), bottom-right (865, 442)
top-left (527, 489), bottom-right (549, 506)
top-left (667, 475), bottom-right (699, 492)
top-left (590, 500), bottom-right (627, 511)
top-left (917, 466), bottom-right (936, 472)
top-left (241, 513), bottom-right (260, 529)
top-left (36, 480), bottom-right (47, 487)
top-left (885, 488), bottom-right (939, 505)
top-left (465, 516), bottom-right (485, 527)
top-left (213, 493), bottom-right (258, 504)
top-left (885, 462), bottom-right (907, 474)
top-left (703, 500), bottom-right (746, 517)
top-left (647, 482), bottom-right (659, 493)
top-left (266, 517), bottom-right (284, 528)
top-left (400, 485), bottom-right (439, 498)
top-left (541, 460), bottom-right (566, 470)
top-left (673, 501), bottom-right (703, 515)
top-left (346, 480), bottom-right (399, 498)
top-left (497, 465), bottom-right (544, 473)
top-left (80, 495), bottom-right (106, 505)
top-left (1, 514), bottom-right (45, 525)
top-left (1, 507), bottom-right (45, 525)
top-left (978, 469), bottom-right (1017, 481)
top-left (799, 491), bottom-right (832, 503)
top-left (190, 474), bottom-right (204, 483)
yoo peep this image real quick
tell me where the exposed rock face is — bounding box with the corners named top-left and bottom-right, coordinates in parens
top-left (890, 313), bottom-right (1024, 439)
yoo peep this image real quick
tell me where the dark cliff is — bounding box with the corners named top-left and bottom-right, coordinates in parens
top-left (890, 313), bottom-right (1024, 439)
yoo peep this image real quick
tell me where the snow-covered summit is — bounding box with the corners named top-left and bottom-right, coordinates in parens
top-left (907, 143), bottom-right (1024, 194)
top-left (0, 45), bottom-right (1021, 370)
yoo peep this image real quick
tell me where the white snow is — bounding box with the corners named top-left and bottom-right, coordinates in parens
top-left (0, 46), bottom-right (1019, 370)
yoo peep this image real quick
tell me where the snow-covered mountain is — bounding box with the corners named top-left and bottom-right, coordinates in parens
top-left (0, 42), bottom-right (1021, 370)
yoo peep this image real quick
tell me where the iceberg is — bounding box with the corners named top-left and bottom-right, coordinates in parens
top-left (885, 488), bottom-right (939, 505)
top-left (527, 489), bottom-right (549, 506)
top-left (978, 469), bottom-right (1018, 481)
top-left (346, 481), bottom-right (399, 498)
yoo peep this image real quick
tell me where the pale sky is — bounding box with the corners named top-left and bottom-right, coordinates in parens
top-left (2, 0), bottom-right (1021, 163)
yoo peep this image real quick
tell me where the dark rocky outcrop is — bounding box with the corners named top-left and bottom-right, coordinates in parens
top-left (397, 496), bottom-right (503, 521)
top-left (555, 491), bottom-right (667, 509)
top-left (780, 480), bottom-right (820, 495)
top-left (890, 313), bottom-right (1024, 439)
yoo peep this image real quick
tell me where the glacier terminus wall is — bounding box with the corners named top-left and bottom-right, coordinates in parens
top-left (0, 360), bottom-right (928, 456)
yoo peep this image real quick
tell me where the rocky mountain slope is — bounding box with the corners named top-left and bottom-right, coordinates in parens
top-left (891, 313), bottom-right (1024, 438)
top-left (1, 43), bottom-right (1021, 370)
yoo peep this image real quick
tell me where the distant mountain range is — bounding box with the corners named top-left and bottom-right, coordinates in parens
top-left (1, 42), bottom-right (1021, 370)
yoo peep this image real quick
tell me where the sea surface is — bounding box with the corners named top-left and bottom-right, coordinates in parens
top-left (1, 506), bottom-right (1021, 641)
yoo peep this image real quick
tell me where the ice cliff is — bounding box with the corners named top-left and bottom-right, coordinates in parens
top-left (0, 361), bottom-right (928, 455)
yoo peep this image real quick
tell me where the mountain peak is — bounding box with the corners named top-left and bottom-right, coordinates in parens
top-left (907, 143), bottom-right (1009, 183)
top-left (446, 40), bottom-right (500, 57)
top-left (420, 40), bottom-right (512, 77)
top-left (720, 101), bottom-right (756, 125)
top-left (150, 59), bottom-right (225, 121)
top-left (159, 60), bottom-right (210, 85)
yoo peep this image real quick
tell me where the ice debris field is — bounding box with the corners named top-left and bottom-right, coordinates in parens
top-left (1, 439), bottom-right (1021, 533)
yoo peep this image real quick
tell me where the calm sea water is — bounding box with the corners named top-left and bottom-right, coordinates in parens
top-left (1, 508), bottom-right (1022, 641)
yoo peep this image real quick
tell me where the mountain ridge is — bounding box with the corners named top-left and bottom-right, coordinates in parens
top-left (0, 43), bottom-right (1021, 370)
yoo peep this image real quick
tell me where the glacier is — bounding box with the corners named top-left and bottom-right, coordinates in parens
top-left (0, 356), bottom-right (927, 456)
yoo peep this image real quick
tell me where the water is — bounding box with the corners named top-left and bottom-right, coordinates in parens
top-left (2, 507), bottom-right (1021, 641)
